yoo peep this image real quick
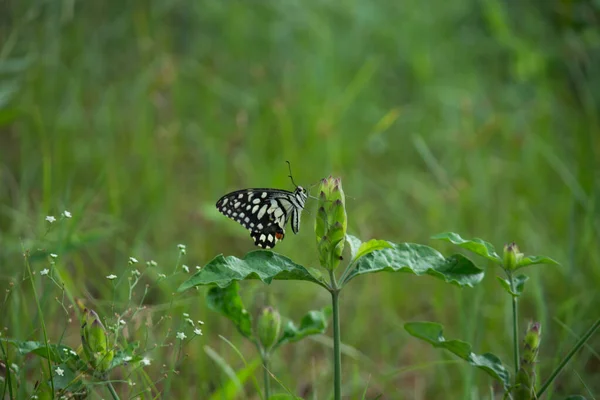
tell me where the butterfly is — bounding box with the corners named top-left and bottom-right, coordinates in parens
top-left (215, 163), bottom-right (309, 249)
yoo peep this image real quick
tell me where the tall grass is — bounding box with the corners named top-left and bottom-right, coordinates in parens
top-left (1, 0), bottom-right (599, 397)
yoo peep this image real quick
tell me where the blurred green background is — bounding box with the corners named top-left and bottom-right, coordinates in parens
top-left (1, 0), bottom-right (600, 398)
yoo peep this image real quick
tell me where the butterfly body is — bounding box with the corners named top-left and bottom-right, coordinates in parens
top-left (216, 186), bottom-right (308, 249)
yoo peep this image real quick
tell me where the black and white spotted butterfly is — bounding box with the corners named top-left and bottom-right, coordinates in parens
top-left (216, 164), bottom-right (309, 249)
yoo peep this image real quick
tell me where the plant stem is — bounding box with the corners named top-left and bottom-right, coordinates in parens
top-left (508, 272), bottom-right (519, 376)
top-left (536, 317), bottom-right (600, 398)
top-left (329, 270), bottom-right (341, 400)
top-left (23, 247), bottom-right (54, 394)
top-left (107, 382), bottom-right (120, 400)
top-left (262, 352), bottom-right (271, 399)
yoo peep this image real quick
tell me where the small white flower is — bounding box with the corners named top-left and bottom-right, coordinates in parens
top-left (196, 265), bottom-right (201, 270)
top-left (40, 269), bottom-right (49, 276)
top-left (177, 244), bottom-right (186, 250)
top-left (10, 363), bottom-right (18, 373)
top-left (158, 273), bottom-right (166, 279)
top-left (45, 216), bottom-right (56, 223)
top-left (197, 320), bottom-right (205, 325)
top-left (141, 357), bottom-right (151, 366)
top-left (55, 367), bottom-right (64, 376)
top-left (183, 313), bottom-right (190, 317)
top-left (176, 332), bottom-right (186, 340)
top-left (194, 328), bottom-right (203, 336)
top-left (182, 264), bottom-right (189, 273)
top-left (119, 319), bottom-right (126, 325)
top-left (50, 253), bottom-right (58, 259)
top-left (123, 356), bottom-right (133, 362)
top-left (147, 260), bottom-right (157, 267)
top-left (131, 269), bottom-right (140, 276)
top-left (106, 274), bottom-right (117, 280)
top-left (129, 257), bottom-right (139, 264)
top-left (69, 350), bottom-right (77, 356)
top-left (186, 318), bottom-right (194, 326)
top-left (62, 211), bottom-right (72, 218)
top-left (31, 396), bottom-right (38, 399)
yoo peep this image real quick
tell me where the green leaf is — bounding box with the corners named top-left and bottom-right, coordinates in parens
top-left (432, 232), bottom-right (502, 264)
top-left (405, 322), bottom-right (510, 388)
top-left (344, 241), bottom-right (484, 287)
top-left (2, 340), bottom-right (71, 363)
top-left (109, 342), bottom-right (142, 370)
top-left (275, 307), bottom-right (332, 348)
top-left (347, 235), bottom-right (393, 262)
top-left (207, 355), bottom-right (261, 400)
top-left (178, 250), bottom-right (326, 292)
top-left (564, 396), bottom-right (587, 400)
top-left (346, 234), bottom-right (362, 260)
top-left (516, 255), bottom-right (559, 270)
top-left (206, 282), bottom-right (253, 339)
top-left (496, 274), bottom-right (529, 297)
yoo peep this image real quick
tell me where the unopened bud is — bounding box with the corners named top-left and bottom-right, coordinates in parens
top-left (257, 307), bottom-right (281, 350)
top-left (503, 242), bottom-right (523, 271)
top-left (81, 308), bottom-right (113, 372)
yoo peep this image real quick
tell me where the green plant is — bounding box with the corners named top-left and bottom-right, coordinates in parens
top-left (179, 177), bottom-right (484, 399)
top-left (404, 233), bottom-right (599, 399)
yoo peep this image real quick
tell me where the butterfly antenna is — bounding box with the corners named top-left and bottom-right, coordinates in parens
top-left (286, 160), bottom-right (298, 188)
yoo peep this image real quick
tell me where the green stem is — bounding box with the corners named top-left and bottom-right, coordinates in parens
top-left (508, 272), bottom-right (519, 376)
top-left (329, 270), bottom-right (341, 400)
top-left (536, 317), bottom-right (600, 398)
top-left (23, 247), bottom-right (54, 394)
top-left (107, 382), bottom-right (120, 400)
top-left (262, 352), bottom-right (271, 400)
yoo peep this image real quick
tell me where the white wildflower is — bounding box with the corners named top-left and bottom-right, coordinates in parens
top-left (131, 269), bottom-right (140, 276)
top-left (45, 216), bottom-right (56, 223)
top-left (106, 274), bottom-right (117, 280)
top-left (141, 357), bottom-right (151, 366)
top-left (129, 257), bottom-right (139, 264)
top-left (176, 332), bottom-right (186, 340)
top-left (62, 211), bottom-right (72, 218)
top-left (50, 253), bottom-right (58, 258)
top-left (55, 367), bottom-right (64, 377)
top-left (182, 264), bottom-right (189, 273)
top-left (194, 328), bottom-right (203, 336)
top-left (197, 320), bottom-right (205, 325)
top-left (158, 273), bottom-right (166, 279)
top-left (186, 318), bottom-right (194, 326)
top-left (183, 313), bottom-right (190, 317)
top-left (119, 319), bottom-right (126, 325)
top-left (123, 356), bottom-right (132, 362)
top-left (40, 269), bottom-right (49, 276)
top-left (147, 260), bottom-right (157, 267)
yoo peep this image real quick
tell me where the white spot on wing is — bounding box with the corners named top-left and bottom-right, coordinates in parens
top-left (222, 198), bottom-right (229, 206)
top-left (252, 204), bottom-right (259, 214)
top-left (257, 223), bottom-right (263, 230)
top-left (267, 234), bottom-right (273, 243)
top-left (259, 234), bottom-right (266, 242)
top-left (238, 193), bottom-right (243, 199)
top-left (261, 192), bottom-right (268, 198)
top-left (252, 198), bottom-right (261, 204)
top-left (257, 205), bottom-right (268, 219)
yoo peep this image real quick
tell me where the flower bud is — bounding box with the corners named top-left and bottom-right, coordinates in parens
top-left (515, 322), bottom-right (542, 399)
top-left (257, 307), bottom-right (281, 350)
top-left (315, 177), bottom-right (347, 270)
top-left (503, 242), bottom-right (523, 271)
top-left (81, 308), bottom-right (113, 372)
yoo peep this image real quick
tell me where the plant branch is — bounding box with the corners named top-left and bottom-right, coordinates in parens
top-left (329, 269), bottom-right (342, 400)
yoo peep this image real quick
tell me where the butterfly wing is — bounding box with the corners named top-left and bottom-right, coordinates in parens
top-left (216, 188), bottom-right (298, 249)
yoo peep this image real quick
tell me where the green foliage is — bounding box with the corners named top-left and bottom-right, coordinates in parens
top-left (275, 307), bottom-right (332, 348)
top-left (178, 251), bottom-right (327, 292)
top-left (404, 322), bottom-right (510, 388)
top-left (344, 241), bottom-right (484, 287)
top-left (315, 177), bottom-right (348, 271)
top-left (206, 283), bottom-right (253, 340)
top-left (496, 274), bottom-right (529, 297)
top-left (432, 232), bottom-right (502, 263)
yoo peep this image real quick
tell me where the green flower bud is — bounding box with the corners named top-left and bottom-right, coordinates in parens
top-left (81, 308), bottom-right (113, 372)
top-left (315, 177), bottom-right (347, 270)
top-left (503, 242), bottom-right (523, 271)
top-left (515, 322), bottom-right (542, 400)
top-left (257, 307), bottom-right (281, 351)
